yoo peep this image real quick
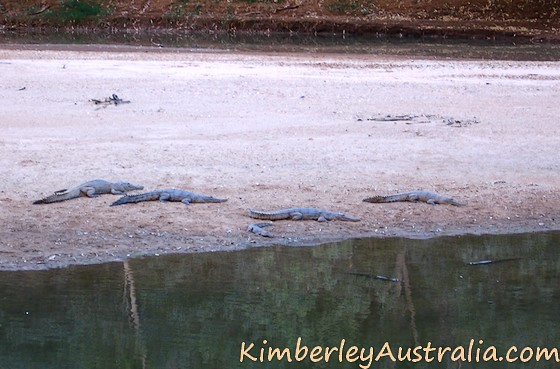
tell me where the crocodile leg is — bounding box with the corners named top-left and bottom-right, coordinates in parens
top-left (290, 212), bottom-right (304, 220)
top-left (159, 192), bottom-right (172, 202)
top-left (408, 194), bottom-right (420, 202)
top-left (181, 198), bottom-right (191, 205)
top-left (82, 187), bottom-right (98, 197)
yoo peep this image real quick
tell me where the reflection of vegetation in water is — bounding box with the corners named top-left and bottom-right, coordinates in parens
top-left (131, 233), bottom-right (560, 368)
top-left (0, 232), bottom-right (558, 368)
top-left (0, 262), bottom-right (144, 368)
top-left (131, 241), bottom-right (407, 368)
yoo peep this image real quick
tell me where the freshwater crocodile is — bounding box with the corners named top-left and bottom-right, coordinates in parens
top-left (363, 190), bottom-right (465, 206)
top-left (247, 207), bottom-right (360, 222)
top-left (33, 179), bottom-right (144, 204)
top-left (247, 223), bottom-right (274, 237)
top-left (110, 189), bottom-right (227, 206)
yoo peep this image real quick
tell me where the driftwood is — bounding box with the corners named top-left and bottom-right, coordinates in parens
top-left (30, 4), bottom-right (50, 15)
top-left (345, 272), bottom-right (401, 283)
top-left (90, 94), bottom-right (130, 106)
top-left (275, 4), bottom-right (300, 13)
top-left (467, 257), bottom-right (522, 266)
top-left (358, 113), bottom-right (480, 127)
top-left (365, 114), bottom-right (424, 122)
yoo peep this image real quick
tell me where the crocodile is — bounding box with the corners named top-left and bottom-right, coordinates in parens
top-left (247, 207), bottom-right (360, 222)
top-left (363, 190), bottom-right (465, 206)
top-left (33, 179), bottom-right (144, 204)
top-left (110, 189), bottom-right (227, 206)
top-left (247, 223), bottom-right (274, 237)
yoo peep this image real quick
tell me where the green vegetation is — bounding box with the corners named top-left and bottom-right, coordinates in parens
top-left (46, 0), bottom-right (105, 24)
top-left (326, 0), bottom-right (375, 16)
top-left (164, 0), bottom-right (204, 21)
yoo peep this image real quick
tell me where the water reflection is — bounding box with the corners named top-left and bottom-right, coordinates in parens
top-left (1, 30), bottom-right (560, 61)
top-left (0, 232), bottom-right (558, 368)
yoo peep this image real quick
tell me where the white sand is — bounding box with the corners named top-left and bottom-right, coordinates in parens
top-left (1, 46), bottom-right (558, 269)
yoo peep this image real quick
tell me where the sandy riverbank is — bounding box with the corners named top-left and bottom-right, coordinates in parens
top-left (0, 45), bottom-right (559, 270)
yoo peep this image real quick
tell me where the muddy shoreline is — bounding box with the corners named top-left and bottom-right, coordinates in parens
top-left (2, 228), bottom-right (557, 272)
top-left (2, 19), bottom-right (557, 43)
top-left (1, 47), bottom-right (559, 271)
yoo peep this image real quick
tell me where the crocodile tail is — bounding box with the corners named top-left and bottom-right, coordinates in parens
top-left (33, 191), bottom-right (78, 204)
top-left (110, 195), bottom-right (142, 206)
top-left (110, 196), bottom-right (130, 206)
top-left (33, 196), bottom-right (57, 204)
top-left (203, 196), bottom-right (227, 203)
top-left (110, 192), bottom-right (160, 206)
top-left (246, 209), bottom-right (289, 220)
top-left (362, 196), bottom-right (385, 203)
top-left (450, 199), bottom-right (466, 206)
top-left (246, 209), bottom-right (259, 218)
top-left (246, 209), bottom-right (269, 220)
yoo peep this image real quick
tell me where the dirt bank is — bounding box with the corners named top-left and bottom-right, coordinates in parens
top-left (1, 0), bottom-right (559, 41)
top-left (0, 46), bottom-right (559, 270)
